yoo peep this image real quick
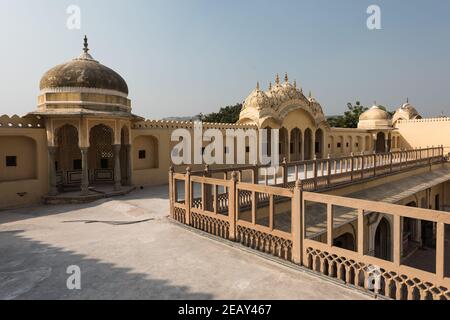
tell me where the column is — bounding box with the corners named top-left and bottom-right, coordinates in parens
top-left (126, 144), bottom-right (132, 186)
top-left (113, 144), bottom-right (122, 191)
top-left (48, 146), bottom-right (58, 196)
top-left (80, 147), bottom-right (89, 195)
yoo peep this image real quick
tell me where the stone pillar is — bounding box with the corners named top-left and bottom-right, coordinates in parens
top-left (48, 146), bottom-right (58, 196)
top-left (80, 147), bottom-right (89, 195)
top-left (125, 144), bottom-right (132, 186)
top-left (113, 144), bottom-right (122, 191)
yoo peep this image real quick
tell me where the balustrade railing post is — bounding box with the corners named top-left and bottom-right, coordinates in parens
top-left (327, 154), bottom-right (331, 187)
top-left (292, 180), bottom-right (303, 264)
top-left (373, 152), bottom-right (377, 177)
top-left (357, 209), bottom-right (364, 255)
top-left (389, 152), bottom-right (393, 173)
top-left (393, 215), bottom-right (401, 266)
top-left (361, 152), bottom-right (365, 179)
top-left (228, 171), bottom-right (238, 241)
top-left (350, 153), bottom-right (354, 181)
top-left (203, 165), bottom-right (211, 211)
top-left (169, 166), bottom-right (174, 218)
top-left (313, 156), bottom-right (318, 190)
top-left (185, 167), bottom-right (192, 225)
top-left (436, 222), bottom-right (445, 279)
top-left (282, 157), bottom-right (288, 187)
top-left (252, 162), bottom-right (259, 184)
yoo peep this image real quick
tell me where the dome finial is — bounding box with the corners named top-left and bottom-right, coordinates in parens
top-left (275, 74), bottom-right (280, 85)
top-left (83, 35), bottom-right (89, 54)
top-left (309, 90), bottom-right (312, 98)
top-left (269, 82), bottom-right (272, 90)
top-left (284, 72), bottom-right (289, 83)
top-left (406, 97), bottom-right (409, 104)
top-left (256, 81), bottom-right (260, 91)
top-left (293, 80), bottom-right (297, 89)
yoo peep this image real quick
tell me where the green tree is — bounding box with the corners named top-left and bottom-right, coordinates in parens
top-left (328, 101), bottom-right (369, 128)
top-left (199, 103), bottom-right (243, 123)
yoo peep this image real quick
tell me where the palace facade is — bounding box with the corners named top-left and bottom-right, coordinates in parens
top-left (0, 38), bottom-right (448, 209)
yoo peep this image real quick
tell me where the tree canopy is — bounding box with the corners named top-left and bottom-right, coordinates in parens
top-left (327, 101), bottom-right (369, 128)
top-left (198, 103), bottom-right (243, 123)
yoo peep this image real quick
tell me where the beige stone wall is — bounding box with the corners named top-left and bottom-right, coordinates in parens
top-left (395, 118), bottom-right (450, 154)
top-left (328, 128), bottom-right (373, 156)
top-left (0, 125), bottom-right (48, 209)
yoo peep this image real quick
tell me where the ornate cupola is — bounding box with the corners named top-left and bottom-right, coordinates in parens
top-left (32, 36), bottom-right (133, 117)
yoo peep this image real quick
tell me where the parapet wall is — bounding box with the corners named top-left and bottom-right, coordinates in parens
top-left (0, 115), bottom-right (45, 129)
top-left (395, 117), bottom-right (450, 154)
top-left (132, 119), bottom-right (257, 130)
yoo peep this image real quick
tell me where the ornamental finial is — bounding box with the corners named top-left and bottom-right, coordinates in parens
top-left (309, 90), bottom-right (312, 98)
top-left (284, 72), bottom-right (289, 83)
top-left (406, 97), bottom-right (409, 104)
top-left (275, 74), bottom-right (280, 85)
top-left (83, 35), bottom-right (89, 54)
top-left (293, 80), bottom-right (297, 89)
top-left (256, 81), bottom-right (260, 91)
top-left (269, 82), bottom-right (272, 90)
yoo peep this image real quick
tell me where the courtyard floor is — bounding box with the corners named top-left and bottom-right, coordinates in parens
top-left (0, 185), bottom-right (369, 300)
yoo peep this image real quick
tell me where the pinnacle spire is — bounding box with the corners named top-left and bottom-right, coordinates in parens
top-left (269, 82), bottom-right (272, 90)
top-left (275, 74), bottom-right (280, 85)
top-left (284, 72), bottom-right (289, 83)
top-left (83, 35), bottom-right (89, 54)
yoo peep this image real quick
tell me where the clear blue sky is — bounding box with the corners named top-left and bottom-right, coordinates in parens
top-left (0, 0), bottom-right (449, 118)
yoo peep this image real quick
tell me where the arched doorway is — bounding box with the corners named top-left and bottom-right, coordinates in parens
top-left (375, 217), bottom-right (391, 260)
top-left (334, 232), bottom-right (356, 251)
top-left (55, 124), bottom-right (81, 187)
top-left (304, 128), bottom-right (313, 160)
top-left (315, 129), bottom-right (324, 159)
top-left (376, 132), bottom-right (386, 153)
top-left (290, 128), bottom-right (301, 161)
top-left (89, 124), bottom-right (114, 185)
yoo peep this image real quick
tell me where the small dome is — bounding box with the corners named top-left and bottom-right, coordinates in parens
top-left (359, 105), bottom-right (389, 121)
top-left (242, 83), bottom-right (271, 111)
top-left (392, 100), bottom-right (421, 123)
top-left (39, 36), bottom-right (128, 95)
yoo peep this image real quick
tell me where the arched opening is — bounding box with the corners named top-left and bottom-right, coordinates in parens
top-left (289, 128), bottom-right (301, 161)
top-left (376, 132), bottom-right (386, 153)
top-left (315, 129), bottom-right (324, 159)
top-left (55, 125), bottom-right (81, 187)
top-left (89, 124), bottom-right (114, 184)
top-left (375, 217), bottom-right (391, 261)
top-left (133, 135), bottom-right (159, 170)
top-left (334, 232), bottom-right (356, 251)
top-left (304, 128), bottom-right (313, 160)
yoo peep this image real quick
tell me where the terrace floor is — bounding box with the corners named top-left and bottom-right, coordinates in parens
top-left (0, 185), bottom-right (369, 300)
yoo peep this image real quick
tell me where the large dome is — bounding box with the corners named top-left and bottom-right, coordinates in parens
top-left (39, 37), bottom-right (128, 95)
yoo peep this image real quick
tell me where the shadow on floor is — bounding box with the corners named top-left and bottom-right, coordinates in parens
top-left (0, 230), bottom-right (212, 300)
